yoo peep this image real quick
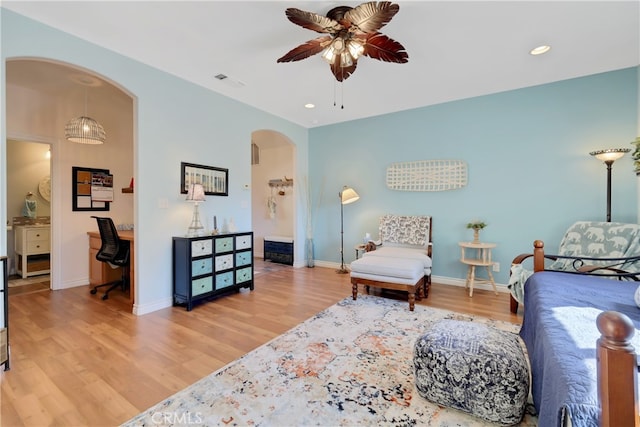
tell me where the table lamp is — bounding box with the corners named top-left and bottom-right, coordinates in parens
top-left (186, 183), bottom-right (206, 236)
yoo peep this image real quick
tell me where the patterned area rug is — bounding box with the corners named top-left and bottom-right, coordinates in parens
top-left (8, 274), bottom-right (50, 287)
top-left (124, 295), bottom-right (538, 426)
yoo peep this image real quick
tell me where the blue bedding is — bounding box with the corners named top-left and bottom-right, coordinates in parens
top-left (519, 271), bottom-right (640, 427)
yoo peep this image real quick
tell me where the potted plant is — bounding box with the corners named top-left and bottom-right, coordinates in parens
top-left (466, 220), bottom-right (487, 243)
top-left (631, 136), bottom-right (640, 175)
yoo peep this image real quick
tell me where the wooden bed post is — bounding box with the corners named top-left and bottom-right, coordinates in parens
top-left (532, 240), bottom-right (545, 272)
top-left (596, 311), bottom-right (639, 427)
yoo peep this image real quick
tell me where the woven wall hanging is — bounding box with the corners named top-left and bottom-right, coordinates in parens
top-left (386, 159), bottom-right (468, 192)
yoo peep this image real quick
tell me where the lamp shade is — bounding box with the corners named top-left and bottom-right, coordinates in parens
top-left (590, 148), bottom-right (630, 162)
top-left (186, 183), bottom-right (206, 202)
top-left (65, 116), bottom-right (106, 144)
top-left (341, 187), bottom-right (360, 205)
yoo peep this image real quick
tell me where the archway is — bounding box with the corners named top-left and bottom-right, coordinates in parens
top-left (250, 130), bottom-right (296, 263)
top-left (5, 58), bottom-right (134, 293)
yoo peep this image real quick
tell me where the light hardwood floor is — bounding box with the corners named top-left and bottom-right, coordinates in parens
top-left (1, 260), bottom-right (521, 426)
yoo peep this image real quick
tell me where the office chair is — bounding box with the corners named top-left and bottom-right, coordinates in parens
top-left (90, 216), bottom-right (130, 300)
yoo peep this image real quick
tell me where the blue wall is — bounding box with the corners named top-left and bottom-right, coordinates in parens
top-left (1, 9), bottom-right (309, 313)
top-left (309, 68), bottom-right (639, 285)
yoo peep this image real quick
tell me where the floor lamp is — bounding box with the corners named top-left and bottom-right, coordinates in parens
top-left (590, 148), bottom-right (630, 222)
top-left (337, 186), bottom-right (360, 274)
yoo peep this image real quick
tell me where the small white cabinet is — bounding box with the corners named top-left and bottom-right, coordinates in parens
top-left (14, 225), bottom-right (50, 278)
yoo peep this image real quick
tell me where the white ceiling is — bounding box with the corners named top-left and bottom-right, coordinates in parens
top-left (3, 1), bottom-right (639, 129)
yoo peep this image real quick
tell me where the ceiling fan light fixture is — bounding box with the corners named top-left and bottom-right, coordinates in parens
top-left (347, 40), bottom-right (364, 60)
top-left (277, 2), bottom-right (408, 81)
top-left (322, 46), bottom-right (337, 64)
top-left (340, 51), bottom-right (353, 67)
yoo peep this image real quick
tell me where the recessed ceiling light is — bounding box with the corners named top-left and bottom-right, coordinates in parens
top-left (530, 45), bottom-right (551, 56)
top-left (304, 103), bottom-right (315, 109)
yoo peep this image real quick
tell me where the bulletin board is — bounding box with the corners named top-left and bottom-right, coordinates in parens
top-left (72, 166), bottom-right (112, 211)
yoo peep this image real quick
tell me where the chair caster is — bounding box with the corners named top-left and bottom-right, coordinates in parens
top-left (90, 289), bottom-right (97, 295)
top-left (101, 294), bottom-right (109, 301)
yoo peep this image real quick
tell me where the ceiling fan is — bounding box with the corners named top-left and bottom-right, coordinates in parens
top-left (277, 1), bottom-right (409, 82)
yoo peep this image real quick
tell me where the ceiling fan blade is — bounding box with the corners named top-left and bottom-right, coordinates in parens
top-left (345, 1), bottom-right (399, 34)
top-left (285, 8), bottom-right (342, 34)
top-left (277, 36), bottom-right (332, 63)
top-left (330, 58), bottom-right (358, 82)
top-left (363, 32), bottom-right (408, 63)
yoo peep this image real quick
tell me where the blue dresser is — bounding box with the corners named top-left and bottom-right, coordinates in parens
top-left (173, 232), bottom-right (253, 311)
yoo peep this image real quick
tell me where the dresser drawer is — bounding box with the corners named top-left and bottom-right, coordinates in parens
top-left (191, 239), bottom-right (212, 257)
top-left (215, 254), bottom-right (233, 271)
top-left (192, 276), bottom-right (213, 296)
top-left (236, 234), bottom-right (252, 250)
top-left (216, 271), bottom-right (234, 289)
top-left (235, 251), bottom-right (252, 267)
top-left (26, 228), bottom-right (49, 242)
top-left (236, 267), bottom-right (252, 284)
top-left (215, 237), bottom-right (234, 253)
top-left (191, 258), bottom-right (212, 277)
top-left (27, 240), bottom-right (50, 253)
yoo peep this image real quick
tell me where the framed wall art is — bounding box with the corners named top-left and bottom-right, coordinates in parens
top-left (72, 166), bottom-right (112, 211)
top-left (386, 159), bottom-right (468, 192)
top-left (180, 162), bottom-right (228, 196)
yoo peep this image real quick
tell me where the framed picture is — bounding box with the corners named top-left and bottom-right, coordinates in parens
top-left (181, 162), bottom-right (228, 196)
top-left (72, 166), bottom-right (112, 211)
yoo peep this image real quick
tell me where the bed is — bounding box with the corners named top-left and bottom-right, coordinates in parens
top-left (516, 240), bottom-right (640, 427)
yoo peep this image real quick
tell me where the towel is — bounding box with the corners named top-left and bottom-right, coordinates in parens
top-left (22, 198), bottom-right (37, 218)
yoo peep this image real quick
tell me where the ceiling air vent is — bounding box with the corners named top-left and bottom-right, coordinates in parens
top-left (214, 73), bottom-right (245, 88)
top-left (251, 142), bottom-right (260, 165)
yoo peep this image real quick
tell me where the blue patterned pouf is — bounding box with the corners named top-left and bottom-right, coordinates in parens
top-left (414, 319), bottom-right (530, 426)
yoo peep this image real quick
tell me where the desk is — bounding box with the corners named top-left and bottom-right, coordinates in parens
top-left (458, 241), bottom-right (498, 297)
top-left (87, 230), bottom-right (134, 308)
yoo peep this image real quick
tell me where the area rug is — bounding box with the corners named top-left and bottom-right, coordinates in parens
top-left (8, 274), bottom-right (50, 287)
top-left (123, 295), bottom-right (537, 426)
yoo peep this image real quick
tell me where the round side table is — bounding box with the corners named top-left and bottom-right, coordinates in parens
top-left (458, 241), bottom-right (498, 297)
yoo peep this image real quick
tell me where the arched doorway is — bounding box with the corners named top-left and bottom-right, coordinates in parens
top-left (250, 130), bottom-right (296, 262)
top-left (5, 58), bottom-right (134, 292)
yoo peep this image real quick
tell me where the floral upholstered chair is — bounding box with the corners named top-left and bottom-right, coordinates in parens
top-left (508, 221), bottom-right (640, 313)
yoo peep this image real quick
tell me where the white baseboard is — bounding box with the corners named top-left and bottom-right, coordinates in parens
top-left (128, 262), bottom-right (510, 316)
top-left (311, 261), bottom-right (509, 293)
top-left (133, 297), bottom-right (173, 316)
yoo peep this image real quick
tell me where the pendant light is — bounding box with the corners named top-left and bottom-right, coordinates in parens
top-left (65, 89), bottom-right (106, 145)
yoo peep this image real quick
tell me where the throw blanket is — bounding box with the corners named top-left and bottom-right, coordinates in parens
top-left (509, 221), bottom-right (640, 304)
top-left (519, 271), bottom-right (640, 427)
